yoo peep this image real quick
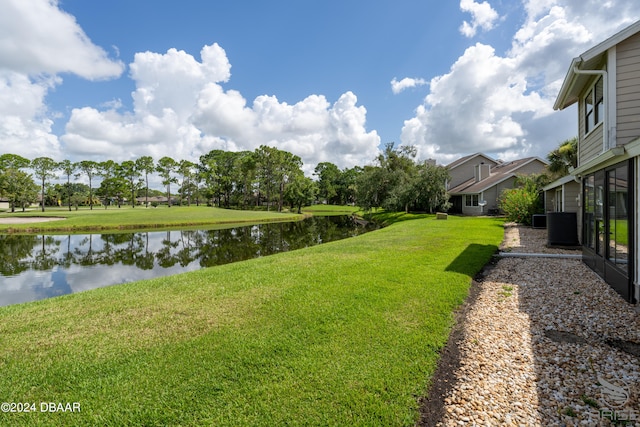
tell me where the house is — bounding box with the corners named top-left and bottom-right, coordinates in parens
top-left (553, 20), bottom-right (640, 303)
top-left (446, 153), bottom-right (548, 215)
top-left (135, 196), bottom-right (178, 206)
top-left (446, 153), bottom-right (500, 190)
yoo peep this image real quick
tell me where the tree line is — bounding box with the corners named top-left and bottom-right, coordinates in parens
top-left (0, 143), bottom-right (452, 214)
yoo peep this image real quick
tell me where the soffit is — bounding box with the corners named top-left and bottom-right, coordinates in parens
top-left (554, 20), bottom-right (640, 111)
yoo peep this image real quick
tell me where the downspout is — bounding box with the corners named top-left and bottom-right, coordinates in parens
top-left (572, 64), bottom-right (608, 153)
top-left (629, 158), bottom-right (640, 304)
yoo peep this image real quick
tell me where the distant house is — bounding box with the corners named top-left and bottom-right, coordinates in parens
top-left (446, 153), bottom-right (548, 215)
top-left (135, 196), bottom-right (182, 206)
top-left (0, 198), bottom-right (9, 211)
top-left (553, 19), bottom-right (640, 303)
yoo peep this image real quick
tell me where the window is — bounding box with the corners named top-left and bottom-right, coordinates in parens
top-left (607, 164), bottom-right (628, 271)
top-left (584, 174), bottom-right (595, 250)
top-left (555, 188), bottom-right (563, 211)
top-left (583, 162), bottom-right (629, 271)
top-left (585, 76), bottom-right (604, 134)
top-left (465, 194), bottom-right (478, 207)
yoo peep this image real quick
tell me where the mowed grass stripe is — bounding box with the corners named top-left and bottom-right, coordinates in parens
top-left (0, 215), bottom-right (504, 426)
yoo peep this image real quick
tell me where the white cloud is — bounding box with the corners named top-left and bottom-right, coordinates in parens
top-left (391, 77), bottom-right (428, 94)
top-left (403, 0), bottom-right (640, 164)
top-left (401, 43), bottom-right (543, 161)
top-left (63, 44), bottom-right (381, 174)
top-left (459, 0), bottom-right (499, 38)
top-left (130, 44), bottom-right (231, 121)
top-left (0, 0), bottom-right (124, 161)
top-left (0, 71), bottom-right (61, 159)
top-left (0, 0), bottom-right (124, 79)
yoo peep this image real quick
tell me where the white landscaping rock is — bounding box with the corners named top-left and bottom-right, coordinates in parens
top-left (435, 224), bottom-right (640, 426)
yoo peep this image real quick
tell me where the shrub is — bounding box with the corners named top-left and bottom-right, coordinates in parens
top-left (499, 188), bottom-right (541, 225)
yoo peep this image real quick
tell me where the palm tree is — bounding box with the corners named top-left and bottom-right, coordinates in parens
top-left (136, 156), bottom-right (155, 207)
top-left (78, 160), bottom-right (99, 210)
top-left (31, 157), bottom-right (58, 212)
top-left (58, 160), bottom-right (77, 211)
top-left (547, 137), bottom-right (577, 179)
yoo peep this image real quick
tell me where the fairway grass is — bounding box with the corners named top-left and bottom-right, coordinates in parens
top-left (0, 216), bottom-right (504, 426)
top-left (0, 205), bottom-right (303, 233)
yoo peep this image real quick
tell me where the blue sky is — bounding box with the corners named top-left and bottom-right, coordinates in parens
top-left (51, 1), bottom-right (465, 138)
top-left (1, 0), bottom-right (640, 174)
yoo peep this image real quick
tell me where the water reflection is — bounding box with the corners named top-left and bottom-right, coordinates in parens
top-left (0, 216), bottom-right (376, 307)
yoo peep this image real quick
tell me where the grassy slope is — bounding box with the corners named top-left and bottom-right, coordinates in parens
top-left (0, 206), bottom-right (302, 233)
top-left (0, 215), bottom-right (504, 426)
top-left (301, 205), bottom-right (360, 216)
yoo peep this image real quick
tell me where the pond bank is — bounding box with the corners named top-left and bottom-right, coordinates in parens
top-left (0, 216), bottom-right (503, 426)
top-left (0, 216), bottom-right (376, 306)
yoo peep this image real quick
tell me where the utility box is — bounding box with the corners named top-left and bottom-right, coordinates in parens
top-left (547, 212), bottom-right (579, 246)
top-left (436, 212), bottom-right (448, 220)
top-left (532, 214), bottom-right (547, 229)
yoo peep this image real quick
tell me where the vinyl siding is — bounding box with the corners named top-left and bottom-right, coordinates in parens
top-left (544, 187), bottom-right (578, 212)
top-left (447, 155), bottom-right (497, 189)
top-left (579, 97), bottom-right (604, 165)
top-left (616, 33), bottom-right (640, 146)
top-left (576, 68), bottom-right (605, 165)
top-left (483, 186), bottom-right (499, 211)
top-left (448, 167), bottom-right (473, 190)
top-left (564, 182), bottom-right (580, 213)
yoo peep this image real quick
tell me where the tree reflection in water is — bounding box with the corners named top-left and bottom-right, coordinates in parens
top-left (0, 216), bottom-right (376, 306)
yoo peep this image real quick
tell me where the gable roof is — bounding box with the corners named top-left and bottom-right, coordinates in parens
top-left (448, 157), bottom-right (547, 194)
top-left (554, 19), bottom-right (640, 111)
top-left (446, 153), bottom-right (499, 170)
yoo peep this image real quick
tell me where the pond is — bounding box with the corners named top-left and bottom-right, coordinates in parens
top-left (0, 216), bottom-right (377, 307)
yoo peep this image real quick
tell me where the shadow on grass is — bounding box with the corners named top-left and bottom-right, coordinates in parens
top-left (420, 243), bottom-right (498, 426)
top-left (445, 243), bottom-right (499, 277)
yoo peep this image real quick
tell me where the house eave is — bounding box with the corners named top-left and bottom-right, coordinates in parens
top-left (542, 175), bottom-right (579, 191)
top-left (554, 20), bottom-right (640, 111)
top-left (571, 146), bottom-right (628, 177)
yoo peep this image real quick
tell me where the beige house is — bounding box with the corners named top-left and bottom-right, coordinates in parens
top-left (554, 20), bottom-right (640, 303)
top-left (446, 153), bottom-right (548, 215)
top-left (543, 176), bottom-right (581, 214)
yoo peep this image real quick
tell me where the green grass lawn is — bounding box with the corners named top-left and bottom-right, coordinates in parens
top-left (301, 204), bottom-right (360, 216)
top-left (0, 205), bottom-right (303, 233)
top-left (0, 215), bottom-right (504, 426)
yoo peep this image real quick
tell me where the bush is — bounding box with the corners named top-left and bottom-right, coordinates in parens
top-left (499, 188), bottom-right (541, 225)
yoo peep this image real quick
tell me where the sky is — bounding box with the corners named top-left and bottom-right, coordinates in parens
top-left (1, 0), bottom-right (640, 177)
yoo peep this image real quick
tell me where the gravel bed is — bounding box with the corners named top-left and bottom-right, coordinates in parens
top-left (429, 224), bottom-right (640, 426)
